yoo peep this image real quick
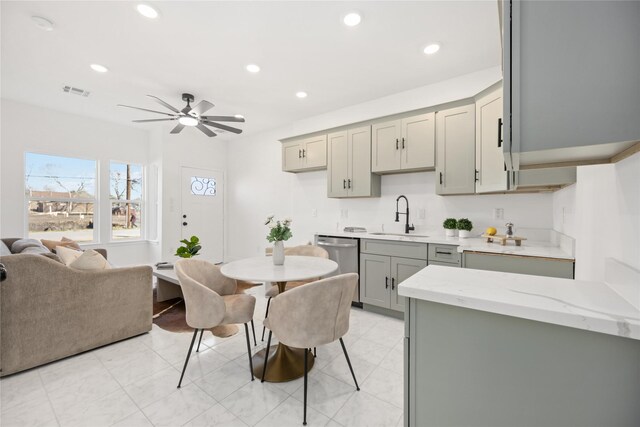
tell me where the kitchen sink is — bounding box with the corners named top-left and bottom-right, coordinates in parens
top-left (369, 232), bottom-right (429, 238)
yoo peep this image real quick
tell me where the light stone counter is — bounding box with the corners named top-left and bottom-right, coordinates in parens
top-left (398, 264), bottom-right (640, 340)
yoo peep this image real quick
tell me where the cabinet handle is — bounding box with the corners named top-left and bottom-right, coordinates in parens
top-left (385, 276), bottom-right (389, 289)
top-left (298, 149), bottom-right (302, 158)
top-left (498, 118), bottom-right (503, 148)
top-left (436, 251), bottom-right (452, 255)
top-left (302, 149), bottom-right (306, 158)
top-left (343, 179), bottom-right (346, 189)
top-left (391, 277), bottom-right (396, 290)
top-left (402, 137), bottom-right (405, 149)
top-left (439, 172), bottom-right (443, 185)
top-left (348, 179), bottom-right (351, 188)
top-left (475, 169), bottom-right (479, 182)
top-left (395, 138), bottom-right (399, 150)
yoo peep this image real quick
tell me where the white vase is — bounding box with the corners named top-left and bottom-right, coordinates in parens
top-left (458, 230), bottom-right (471, 238)
top-left (273, 241), bottom-right (285, 265)
top-left (445, 229), bottom-right (457, 237)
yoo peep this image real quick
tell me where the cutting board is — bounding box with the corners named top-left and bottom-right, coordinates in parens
top-left (482, 234), bottom-right (527, 246)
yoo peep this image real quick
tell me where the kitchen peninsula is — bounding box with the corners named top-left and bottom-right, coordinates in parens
top-left (399, 261), bottom-right (640, 427)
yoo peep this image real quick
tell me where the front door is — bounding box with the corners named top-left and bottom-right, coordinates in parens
top-left (181, 167), bottom-right (224, 263)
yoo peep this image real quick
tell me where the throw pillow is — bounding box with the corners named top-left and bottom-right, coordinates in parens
top-left (41, 237), bottom-right (81, 252)
top-left (0, 240), bottom-right (10, 256)
top-left (10, 238), bottom-right (48, 254)
top-left (69, 249), bottom-right (111, 270)
top-left (56, 245), bottom-right (83, 266)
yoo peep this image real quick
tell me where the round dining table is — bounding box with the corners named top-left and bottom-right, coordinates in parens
top-left (220, 255), bottom-right (338, 382)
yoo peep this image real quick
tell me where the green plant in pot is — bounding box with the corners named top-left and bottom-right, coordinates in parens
top-left (175, 235), bottom-right (202, 258)
top-left (457, 218), bottom-right (473, 238)
top-left (443, 218), bottom-right (458, 237)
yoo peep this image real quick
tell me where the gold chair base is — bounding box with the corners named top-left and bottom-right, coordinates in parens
top-left (252, 342), bottom-right (315, 382)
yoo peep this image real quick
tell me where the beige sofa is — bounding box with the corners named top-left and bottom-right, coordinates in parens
top-left (0, 238), bottom-right (152, 376)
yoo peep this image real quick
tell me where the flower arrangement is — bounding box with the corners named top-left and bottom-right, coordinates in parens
top-left (265, 215), bottom-right (293, 242)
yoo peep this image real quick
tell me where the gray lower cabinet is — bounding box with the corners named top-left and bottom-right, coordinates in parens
top-left (427, 243), bottom-right (460, 267)
top-left (405, 298), bottom-right (640, 426)
top-left (360, 239), bottom-right (427, 313)
top-left (463, 251), bottom-right (574, 279)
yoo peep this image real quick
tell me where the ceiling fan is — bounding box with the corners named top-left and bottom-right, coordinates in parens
top-left (118, 93), bottom-right (244, 137)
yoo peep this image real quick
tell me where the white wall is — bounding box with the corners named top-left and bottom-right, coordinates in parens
top-left (226, 67), bottom-right (555, 260)
top-left (0, 99), bottom-right (156, 266)
top-left (553, 152), bottom-right (640, 281)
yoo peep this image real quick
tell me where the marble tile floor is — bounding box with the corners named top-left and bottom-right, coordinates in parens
top-left (0, 285), bottom-right (405, 427)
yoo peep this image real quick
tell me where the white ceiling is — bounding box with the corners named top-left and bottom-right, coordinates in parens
top-left (1, 1), bottom-right (501, 140)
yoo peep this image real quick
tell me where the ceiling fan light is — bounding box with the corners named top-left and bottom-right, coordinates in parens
top-left (178, 116), bottom-right (198, 127)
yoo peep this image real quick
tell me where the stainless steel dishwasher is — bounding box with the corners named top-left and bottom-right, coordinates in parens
top-left (315, 235), bottom-right (361, 306)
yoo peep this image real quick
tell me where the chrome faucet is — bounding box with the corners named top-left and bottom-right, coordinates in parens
top-left (395, 195), bottom-right (415, 234)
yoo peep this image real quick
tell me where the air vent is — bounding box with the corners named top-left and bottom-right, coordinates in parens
top-left (62, 85), bottom-right (90, 97)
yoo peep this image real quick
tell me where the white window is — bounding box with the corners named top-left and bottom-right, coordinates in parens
top-left (110, 162), bottom-right (143, 240)
top-left (25, 153), bottom-right (97, 242)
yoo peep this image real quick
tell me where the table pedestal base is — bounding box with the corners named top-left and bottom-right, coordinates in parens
top-left (252, 342), bottom-right (314, 382)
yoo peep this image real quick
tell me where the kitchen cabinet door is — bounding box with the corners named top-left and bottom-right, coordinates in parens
top-left (476, 87), bottom-right (508, 193)
top-left (371, 120), bottom-right (402, 173)
top-left (401, 112), bottom-right (435, 171)
top-left (360, 253), bottom-right (391, 309)
top-left (436, 104), bottom-right (476, 195)
top-left (327, 131), bottom-right (349, 197)
top-left (282, 141), bottom-right (302, 172)
top-left (303, 135), bottom-right (327, 170)
top-left (390, 257), bottom-right (427, 312)
top-left (348, 126), bottom-right (379, 197)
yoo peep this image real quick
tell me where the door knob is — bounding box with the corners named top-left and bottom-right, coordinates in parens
top-left (182, 222), bottom-right (188, 226)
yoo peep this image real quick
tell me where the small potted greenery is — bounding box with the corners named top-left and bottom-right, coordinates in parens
top-left (457, 218), bottom-right (473, 238)
top-left (443, 218), bottom-right (458, 237)
top-left (175, 236), bottom-right (202, 258)
top-left (265, 215), bottom-right (293, 265)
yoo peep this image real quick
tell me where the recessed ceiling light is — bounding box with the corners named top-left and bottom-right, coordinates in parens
top-left (246, 64), bottom-right (260, 73)
top-left (31, 16), bottom-right (54, 31)
top-left (423, 44), bottom-right (441, 55)
top-left (178, 116), bottom-right (199, 127)
top-left (343, 12), bottom-right (362, 27)
top-left (296, 91), bottom-right (308, 99)
top-left (90, 64), bottom-right (109, 73)
top-left (136, 4), bottom-right (159, 19)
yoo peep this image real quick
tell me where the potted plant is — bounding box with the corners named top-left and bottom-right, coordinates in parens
top-left (175, 235), bottom-right (202, 258)
top-left (265, 215), bottom-right (293, 265)
top-left (443, 218), bottom-right (458, 237)
top-left (457, 218), bottom-right (473, 238)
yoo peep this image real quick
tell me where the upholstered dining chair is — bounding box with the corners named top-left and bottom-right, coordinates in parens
top-left (262, 244), bottom-right (329, 341)
top-left (175, 258), bottom-right (257, 388)
top-left (262, 273), bottom-right (360, 425)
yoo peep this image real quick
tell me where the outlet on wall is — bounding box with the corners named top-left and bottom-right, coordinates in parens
top-left (493, 208), bottom-right (504, 220)
top-left (418, 208), bottom-right (426, 220)
top-left (312, 209), bottom-right (318, 218)
top-left (341, 209), bottom-right (348, 219)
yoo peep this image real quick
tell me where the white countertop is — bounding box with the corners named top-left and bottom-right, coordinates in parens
top-left (398, 265), bottom-right (640, 340)
top-left (316, 231), bottom-right (574, 260)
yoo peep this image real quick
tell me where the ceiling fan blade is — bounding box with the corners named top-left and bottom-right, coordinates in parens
top-left (203, 121), bottom-right (243, 134)
top-left (197, 123), bottom-right (216, 137)
top-left (118, 104), bottom-right (176, 117)
top-left (133, 118), bottom-right (177, 123)
top-left (147, 95), bottom-right (181, 114)
top-left (190, 100), bottom-right (215, 116)
top-left (200, 115), bottom-right (245, 123)
top-left (170, 123), bottom-right (185, 134)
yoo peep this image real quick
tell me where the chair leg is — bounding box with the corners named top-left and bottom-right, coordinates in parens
top-left (262, 297), bottom-right (272, 341)
top-left (178, 329), bottom-right (199, 388)
top-left (313, 347), bottom-right (317, 357)
top-left (196, 329), bottom-right (204, 352)
top-left (250, 319), bottom-right (257, 346)
top-left (244, 323), bottom-right (255, 381)
top-left (261, 330), bottom-right (272, 383)
top-left (303, 348), bottom-right (308, 425)
top-left (339, 337), bottom-right (360, 391)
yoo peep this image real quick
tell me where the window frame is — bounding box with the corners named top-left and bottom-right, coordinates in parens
top-left (24, 151), bottom-right (99, 243)
top-left (108, 160), bottom-right (146, 243)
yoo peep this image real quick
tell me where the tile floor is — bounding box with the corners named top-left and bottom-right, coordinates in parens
top-left (0, 285), bottom-right (405, 427)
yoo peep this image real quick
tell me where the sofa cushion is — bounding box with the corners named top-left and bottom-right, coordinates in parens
top-left (69, 249), bottom-right (111, 270)
top-left (56, 246), bottom-right (83, 266)
top-left (0, 240), bottom-right (10, 256)
top-left (10, 239), bottom-right (47, 254)
top-left (41, 237), bottom-right (81, 252)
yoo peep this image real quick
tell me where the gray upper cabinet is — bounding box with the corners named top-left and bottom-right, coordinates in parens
top-left (475, 86), bottom-right (508, 193)
top-left (282, 134), bottom-right (327, 172)
top-left (503, 0), bottom-right (640, 169)
top-left (372, 112), bottom-right (435, 174)
top-left (436, 104), bottom-right (476, 195)
top-left (327, 126), bottom-right (380, 198)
